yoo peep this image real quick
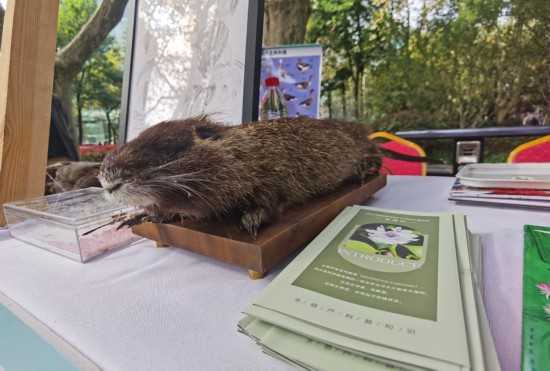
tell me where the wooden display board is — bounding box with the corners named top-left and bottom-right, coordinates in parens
top-left (132, 174), bottom-right (386, 279)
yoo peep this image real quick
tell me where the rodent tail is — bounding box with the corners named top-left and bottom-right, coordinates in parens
top-left (379, 147), bottom-right (446, 164)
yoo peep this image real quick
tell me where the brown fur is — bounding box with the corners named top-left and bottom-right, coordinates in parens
top-left (98, 115), bottom-right (383, 235)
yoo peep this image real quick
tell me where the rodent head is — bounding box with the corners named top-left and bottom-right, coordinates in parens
top-left (98, 116), bottom-right (228, 216)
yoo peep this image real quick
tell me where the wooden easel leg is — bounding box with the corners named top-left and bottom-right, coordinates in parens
top-left (248, 270), bottom-right (265, 280)
top-left (156, 241), bottom-right (169, 248)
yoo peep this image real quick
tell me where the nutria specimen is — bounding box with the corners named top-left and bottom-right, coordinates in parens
top-left (98, 115), bottom-right (387, 236)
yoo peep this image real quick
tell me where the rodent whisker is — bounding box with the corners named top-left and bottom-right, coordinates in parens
top-left (147, 179), bottom-right (223, 217)
top-left (156, 174), bottom-right (218, 184)
top-left (148, 160), bottom-right (208, 174)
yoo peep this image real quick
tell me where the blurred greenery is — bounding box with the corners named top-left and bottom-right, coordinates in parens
top-left (57, 0), bottom-right (125, 145)
top-left (306, 0), bottom-right (550, 161)
top-left (4, 0), bottom-right (542, 159)
top-left (417, 137), bottom-right (529, 165)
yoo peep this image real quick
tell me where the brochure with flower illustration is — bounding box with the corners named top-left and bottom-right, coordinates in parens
top-left (522, 225), bottom-right (550, 370)
top-left (241, 206), bottom-right (486, 370)
top-left (239, 219), bottom-right (498, 370)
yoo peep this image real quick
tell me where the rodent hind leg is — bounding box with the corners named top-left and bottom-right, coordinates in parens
top-left (241, 202), bottom-right (287, 237)
top-left (241, 208), bottom-right (270, 237)
top-left (357, 154), bottom-right (383, 183)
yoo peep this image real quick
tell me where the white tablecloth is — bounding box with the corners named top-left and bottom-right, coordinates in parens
top-left (1, 176), bottom-right (548, 370)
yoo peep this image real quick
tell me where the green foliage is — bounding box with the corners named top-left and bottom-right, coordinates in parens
top-left (75, 38), bottom-right (124, 143)
top-left (307, 0), bottom-right (383, 117)
top-left (57, 0), bottom-right (97, 50)
top-left (307, 0), bottom-right (550, 133)
top-left (57, 0), bottom-right (124, 144)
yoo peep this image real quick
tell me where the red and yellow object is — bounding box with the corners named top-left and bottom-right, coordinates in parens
top-left (369, 132), bottom-right (427, 176)
top-left (508, 135), bottom-right (550, 163)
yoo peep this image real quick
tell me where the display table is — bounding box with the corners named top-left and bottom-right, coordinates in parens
top-left (1, 176), bottom-right (548, 370)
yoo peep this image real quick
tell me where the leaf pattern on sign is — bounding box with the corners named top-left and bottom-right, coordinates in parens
top-left (127, 0), bottom-right (248, 140)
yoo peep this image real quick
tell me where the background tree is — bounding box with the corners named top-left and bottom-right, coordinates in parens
top-left (308, 0), bottom-right (383, 119)
top-left (263, 0), bottom-right (312, 45)
top-left (57, 0), bottom-right (98, 145)
top-left (75, 38), bottom-right (124, 144)
top-left (305, 0), bottom-right (550, 130)
top-left (4, 0), bottom-right (550, 145)
top-left (54, 0), bottom-right (128, 147)
top-left (56, 0), bottom-right (97, 49)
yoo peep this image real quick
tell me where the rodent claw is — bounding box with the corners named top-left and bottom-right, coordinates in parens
top-left (117, 212), bottom-right (173, 229)
top-left (241, 208), bottom-right (268, 237)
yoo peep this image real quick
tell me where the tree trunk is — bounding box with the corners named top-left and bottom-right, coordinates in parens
top-left (353, 73), bottom-right (360, 119)
top-left (495, 77), bottom-right (523, 125)
top-left (75, 70), bottom-right (86, 145)
top-left (54, 0), bottom-right (129, 146)
top-left (77, 100), bottom-right (84, 145)
top-left (263, 0), bottom-right (312, 46)
top-left (341, 83), bottom-right (347, 120)
top-left (105, 110), bottom-right (114, 144)
top-left (327, 89), bottom-right (333, 118)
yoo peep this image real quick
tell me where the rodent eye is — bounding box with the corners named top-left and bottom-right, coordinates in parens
top-left (106, 182), bottom-right (123, 193)
top-left (195, 126), bottom-right (222, 140)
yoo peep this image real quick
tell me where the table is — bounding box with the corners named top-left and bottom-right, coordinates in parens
top-left (1, 176), bottom-right (548, 370)
top-left (396, 126), bottom-right (550, 174)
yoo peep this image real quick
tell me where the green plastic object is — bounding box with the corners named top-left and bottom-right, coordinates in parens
top-left (522, 225), bottom-right (550, 371)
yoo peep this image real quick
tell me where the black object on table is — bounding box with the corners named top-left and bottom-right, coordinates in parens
top-left (396, 126), bottom-right (550, 174)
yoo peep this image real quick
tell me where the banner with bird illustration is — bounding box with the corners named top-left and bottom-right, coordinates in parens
top-left (259, 44), bottom-right (322, 119)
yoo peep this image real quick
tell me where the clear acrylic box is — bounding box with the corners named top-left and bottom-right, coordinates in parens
top-left (3, 187), bottom-right (142, 262)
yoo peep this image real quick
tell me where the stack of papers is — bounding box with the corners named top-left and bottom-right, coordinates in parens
top-left (449, 180), bottom-right (550, 209)
top-left (239, 206), bottom-right (499, 370)
top-left (449, 163), bottom-right (550, 210)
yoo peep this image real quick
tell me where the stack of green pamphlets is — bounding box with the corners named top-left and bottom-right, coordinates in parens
top-left (522, 225), bottom-right (550, 370)
top-left (239, 206), bottom-right (499, 370)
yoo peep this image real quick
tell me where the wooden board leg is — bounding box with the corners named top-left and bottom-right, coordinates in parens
top-left (156, 241), bottom-right (169, 248)
top-left (248, 270), bottom-right (265, 280)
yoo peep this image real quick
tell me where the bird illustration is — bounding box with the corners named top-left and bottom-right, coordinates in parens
top-left (278, 59), bottom-right (293, 79)
top-left (296, 57), bottom-right (312, 73)
top-left (295, 75), bottom-right (313, 90)
top-left (299, 89), bottom-right (315, 108)
top-left (282, 88), bottom-right (296, 101)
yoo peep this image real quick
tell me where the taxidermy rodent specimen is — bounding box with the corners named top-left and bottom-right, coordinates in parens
top-left (98, 115), bottom-right (439, 236)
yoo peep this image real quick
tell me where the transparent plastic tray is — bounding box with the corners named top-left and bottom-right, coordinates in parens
top-left (456, 163), bottom-right (550, 189)
top-left (4, 187), bottom-right (142, 262)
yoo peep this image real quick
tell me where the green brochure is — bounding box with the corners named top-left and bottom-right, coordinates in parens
top-left (240, 210), bottom-right (499, 370)
top-left (522, 225), bottom-right (550, 371)
top-left (243, 206), bottom-right (474, 370)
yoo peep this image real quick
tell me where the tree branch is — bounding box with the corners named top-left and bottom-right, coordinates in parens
top-left (55, 0), bottom-right (129, 80)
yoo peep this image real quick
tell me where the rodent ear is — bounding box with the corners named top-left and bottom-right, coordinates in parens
top-left (194, 126), bottom-right (223, 140)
